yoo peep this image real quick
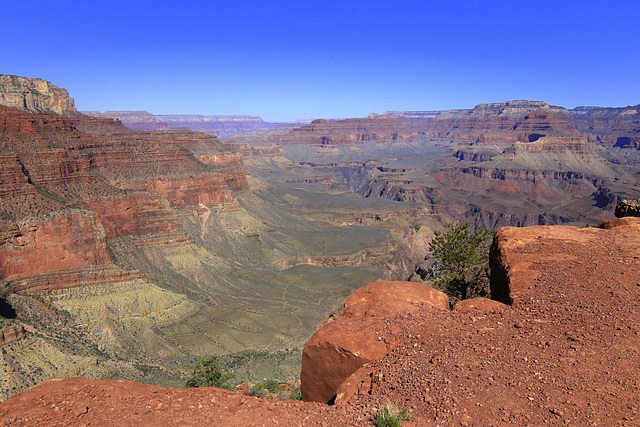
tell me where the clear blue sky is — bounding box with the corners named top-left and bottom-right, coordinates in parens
top-left (3, 1), bottom-right (639, 121)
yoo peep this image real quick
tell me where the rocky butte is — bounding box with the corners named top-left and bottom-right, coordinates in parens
top-left (234, 99), bottom-right (640, 229)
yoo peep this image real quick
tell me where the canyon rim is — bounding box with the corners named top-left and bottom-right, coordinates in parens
top-left (0, 75), bottom-right (639, 425)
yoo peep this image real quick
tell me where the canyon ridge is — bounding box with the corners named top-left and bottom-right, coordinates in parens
top-left (1, 75), bottom-right (639, 425)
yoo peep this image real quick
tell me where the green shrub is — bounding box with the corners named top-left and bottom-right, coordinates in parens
top-left (185, 356), bottom-right (235, 390)
top-left (289, 386), bottom-right (302, 400)
top-left (261, 379), bottom-right (285, 393)
top-left (374, 404), bottom-right (411, 427)
top-left (246, 384), bottom-right (269, 398)
top-left (429, 223), bottom-right (494, 301)
top-left (246, 380), bottom-right (286, 398)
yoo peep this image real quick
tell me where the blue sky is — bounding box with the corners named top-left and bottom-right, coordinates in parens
top-left (3, 1), bottom-right (639, 121)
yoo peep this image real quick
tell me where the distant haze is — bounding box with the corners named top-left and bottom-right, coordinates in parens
top-left (2, 0), bottom-right (639, 121)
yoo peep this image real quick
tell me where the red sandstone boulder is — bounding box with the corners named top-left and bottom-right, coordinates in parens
top-left (490, 217), bottom-right (640, 305)
top-left (300, 280), bottom-right (448, 403)
top-left (343, 280), bottom-right (450, 317)
top-left (452, 297), bottom-right (508, 312)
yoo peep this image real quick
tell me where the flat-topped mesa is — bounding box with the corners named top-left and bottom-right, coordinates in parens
top-left (373, 101), bottom-right (581, 145)
top-left (82, 111), bottom-right (172, 131)
top-left (270, 117), bottom-right (415, 145)
top-left (429, 105), bottom-right (580, 144)
top-left (82, 111), bottom-right (301, 137)
top-left (379, 101), bottom-right (562, 121)
top-left (471, 100), bottom-right (556, 116)
top-left (0, 75), bottom-right (76, 114)
top-left (156, 114), bottom-right (265, 123)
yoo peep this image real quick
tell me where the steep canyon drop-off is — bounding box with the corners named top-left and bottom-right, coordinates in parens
top-left (0, 76), bottom-right (434, 399)
top-left (1, 75), bottom-right (640, 420)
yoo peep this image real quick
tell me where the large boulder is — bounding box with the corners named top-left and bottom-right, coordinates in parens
top-left (490, 217), bottom-right (640, 305)
top-left (452, 297), bottom-right (508, 312)
top-left (300, 280), bottom-right (448, 403)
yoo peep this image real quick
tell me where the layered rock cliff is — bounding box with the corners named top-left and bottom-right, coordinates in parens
top-left (570, 104), bottom-right (640, 150)
top-left (249, 100), bottom-right (636, 228)
top-left (264, 117), bottom-right (417, 145)
top-left (83, 111), bottom-right (302, 136)
top-left (1, 76), bottom-right (431, 402)
top-left (0, 77), bottom-right (262, 398)
top-left (0, 75), bottom-right (76, 114)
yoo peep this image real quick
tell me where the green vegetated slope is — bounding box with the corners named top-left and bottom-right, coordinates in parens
top-left (1, 154), bottom-right (436, 399)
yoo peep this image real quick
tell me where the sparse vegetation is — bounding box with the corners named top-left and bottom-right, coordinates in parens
top-left (246, 379), bottom-right (286, 398)
top-left (428, 223), bottom-right (494, 301)
top-left (246, 384), bottom-right (269, 398)
top-left (373, 404), bottom-right (411, 427)
top-left (185, 356), bottom-right (235, 390)
top-left (289, 386), bottom-right (301, 400)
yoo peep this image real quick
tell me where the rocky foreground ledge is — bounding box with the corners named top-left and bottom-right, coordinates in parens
top-left (1, 218), bottom-right (639, 426)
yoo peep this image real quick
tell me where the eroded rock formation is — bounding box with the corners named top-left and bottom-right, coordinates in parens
top-left (0, 75), bottom-right (76, 114)
top-left (300, 280), bottom-right (449, 403)
top-left (0, 78), bottom-right (249, 298)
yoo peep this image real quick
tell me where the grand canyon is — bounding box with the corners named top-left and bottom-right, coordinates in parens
top-left (1, 75), bottom-right (639, 425)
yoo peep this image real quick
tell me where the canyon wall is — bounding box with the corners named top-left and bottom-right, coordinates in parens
top-left (0, 75), bottom-right (76, 114)
top-left (0, 77), bottom-right (250, 297)
top-left (82, 111), bottom-right (303, 136)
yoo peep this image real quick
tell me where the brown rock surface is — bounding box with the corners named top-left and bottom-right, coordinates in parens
top-left (0, 211), bottom-right (112, 283)
top-left (300, 280), bottom-right (448, 403)
top-left (452, 297), bottom-right (508, 312)
top-left (339, 217), bottom-right (640, 425)
top-left (342, 280), bottom-right (450, 318)
top-left (0, 378), bottom-right (374, 426)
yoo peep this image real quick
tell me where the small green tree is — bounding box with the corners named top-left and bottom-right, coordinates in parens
top-left (428, 223), bottom-right (494, 301)
top-left (185, 356), bottom-right (235, 390)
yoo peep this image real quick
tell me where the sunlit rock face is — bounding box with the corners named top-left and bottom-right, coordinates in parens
top-left (0, 74), bottom-right (76, 114)
top-left (300, 280), bottom-right (449, 404)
